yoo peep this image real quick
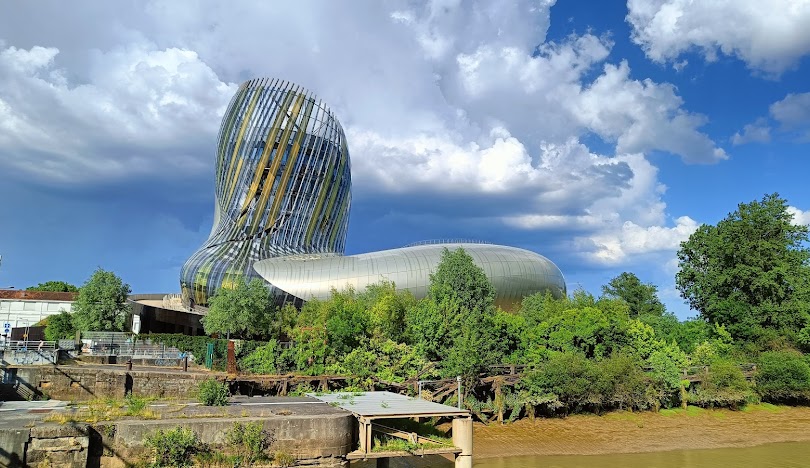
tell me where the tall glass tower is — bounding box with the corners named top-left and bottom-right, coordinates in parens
top-left (181, 78), bottom-right (351, 307)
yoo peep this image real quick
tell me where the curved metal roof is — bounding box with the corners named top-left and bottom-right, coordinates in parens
top-left (253, 243), bottom-right (566, 308)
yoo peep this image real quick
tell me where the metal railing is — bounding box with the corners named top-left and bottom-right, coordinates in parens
top-left (1, 340), bottom-right (57, 352)
top-left (404, 239), bottom-right (493, 247)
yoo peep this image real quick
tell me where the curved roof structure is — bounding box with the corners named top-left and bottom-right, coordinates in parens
top-left (181, 78), bottom-right (351, 306)
top-left (253, 243), bottom-right (566, 309)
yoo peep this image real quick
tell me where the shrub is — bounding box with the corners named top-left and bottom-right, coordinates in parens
top-left (144, 426), bottom-right (200, 467)
top-left (756, 350), bottom-right (810, 403)
top-left (225, 421), bottom-right (274, 465)
top-left (238, 340), bottom-right (279, 374)
top-left (690, 360), bottom-right (751, 408)
top-left (273, 450), bottom-right (296, 467)
top-left (198, 379), bottom-right (229, 406)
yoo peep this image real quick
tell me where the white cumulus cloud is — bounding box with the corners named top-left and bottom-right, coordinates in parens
top-left (627, 0), bottom-right (810, 75)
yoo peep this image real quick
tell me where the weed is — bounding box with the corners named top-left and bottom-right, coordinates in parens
top-left (273, 450), bottom-right (296, 467)
top-left (144, 426), bottom-right (200, 468)
top-left (225, 421), bottom-right (275, 466)
top-left (198, 379), bottom-right (229, 406)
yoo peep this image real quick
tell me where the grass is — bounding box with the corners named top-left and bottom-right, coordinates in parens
top-left (372, 436), bottom-right (449, 453)
top-left (741, 403), bottom-right (785, 414)
top-left (45, 396), bottom-right (160, 424)
top-left (659, 405), bottom-right (707, 417)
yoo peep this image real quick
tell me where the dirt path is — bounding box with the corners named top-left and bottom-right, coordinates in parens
top-left (474, 405), bottom-right (810, 458)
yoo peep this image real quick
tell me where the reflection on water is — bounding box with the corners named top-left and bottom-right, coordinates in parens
top-left (349, 442), bottom-right (810, 468)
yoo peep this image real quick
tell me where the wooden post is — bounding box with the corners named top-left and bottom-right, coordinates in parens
top-left (494, 378), bottom-right (504, 424)
top-left (359, 418), bottom-right (373, 454)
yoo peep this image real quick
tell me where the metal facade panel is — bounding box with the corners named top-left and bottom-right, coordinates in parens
top-left (181, 79), bottom-right (351, 307)
top-left (254, 243), bottom-right (566, 307)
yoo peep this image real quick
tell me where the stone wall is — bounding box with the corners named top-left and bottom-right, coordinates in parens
top-left (2, 366), bottom-right (221, 401)
top-left (0, 424), bottom-right (90, 468)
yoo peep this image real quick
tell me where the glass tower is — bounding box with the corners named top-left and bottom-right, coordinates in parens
top-left (181, 78), bottom-right (351, 307)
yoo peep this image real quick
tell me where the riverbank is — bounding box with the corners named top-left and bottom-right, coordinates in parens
top-left (474, 404), bottom-right (810, 458)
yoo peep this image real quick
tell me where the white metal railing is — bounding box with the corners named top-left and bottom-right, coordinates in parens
top-left (1, 340), bottom-right (57, 352)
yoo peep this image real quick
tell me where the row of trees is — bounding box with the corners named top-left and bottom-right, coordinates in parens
top-left (195, 192), bottom-right (810, 415)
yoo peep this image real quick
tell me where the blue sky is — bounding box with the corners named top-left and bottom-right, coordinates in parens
top-left (1, 0), bottom-right (809, 319)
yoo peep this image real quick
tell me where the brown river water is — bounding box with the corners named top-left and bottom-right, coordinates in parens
top-left (353, 441), bottom-right (810, 467)
top-left (353, 406), bottom-right (810, 467)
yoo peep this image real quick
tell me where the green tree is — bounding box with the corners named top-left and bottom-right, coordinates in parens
top-left (202, 278), bottom-right (275, 339)
top-left (26, 281), bottom-right (79, 292)
top-left (676, 193), bottom-right (810, 344)
top-left (405, 248), bottom-right (497, 384)
top-left (44, 311), bottom-right (76, 340)
top-left (601, 272), bottom-right (666, 317)
top-left (756, 350), bottom-right (810, 403)
top-left (72, 268), bottom-right (131, 332)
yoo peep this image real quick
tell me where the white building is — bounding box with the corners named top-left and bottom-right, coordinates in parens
top-left (0, 290), bottom-right (76, 339)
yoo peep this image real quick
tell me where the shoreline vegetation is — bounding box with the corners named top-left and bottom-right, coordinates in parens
top-left (119, 195), bottom-right (810, 431)
top-left (474, 404), bottom-right (810, 459)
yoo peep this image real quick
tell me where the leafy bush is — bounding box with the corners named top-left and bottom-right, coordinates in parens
top-left (225, 421), bottom-right (274, 465)
top-left (44, 311), bottom-right (76, 341)
top-left (198, 379), bottom-right (229, 406)
top-left (595, 353), bottom-right (653, 410)
top-left (144, 426), bottom-right (200, 467)
top-left (756, 350), bottom-right (810, 403)
top-left (689, 360), bottom-right (751, 408)
top-left (522, 353), bottom-right (600, 414)
top-left (238, 339), bottom-right (280, 374)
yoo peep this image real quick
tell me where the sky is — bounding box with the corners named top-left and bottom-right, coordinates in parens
top-left (1, 0), bottom-right (810, 319)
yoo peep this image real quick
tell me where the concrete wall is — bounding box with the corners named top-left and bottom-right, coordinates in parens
top-left (109, 414), bottom-right (355, 460)
top-left (2, 366), bottom-right (219, 401)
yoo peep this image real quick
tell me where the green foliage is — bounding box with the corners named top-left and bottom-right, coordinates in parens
top-left (26, 281), bottom-right (78, 292)
top-left (595, 353), bottom-right (654, 411)
top-left (239, 339), bottom-right (280, 375)
top-left (677, 193), bottom-right (810, 345)
top-left (689, 360), bottom-right (751, 408)
top-left (72, 268), bottom-right (131, 332)
top-left (203, 278), bottom-right (275, 339)
top-left (756, 350), bottom-right (810, 403)
top-left (44, 311), bottom-right (75, 341)
top-left (538, 306), bottom-right (629, 360)
top-left (197, 379), bottom-right (229, 406)
top-left (144, 426), bottom-right (200, 468)
top-left (336, 337), bottom-right (429, 388)
top-left (521, 353), bottom-right (600, 413)
top-left (124, 393), bottom-right (151, 416)
top-left (602, 272), bottom-right (666, 317)
top-left (406, 248), bottom-right (498, 384)
top-left (362, 281), bottom-right (413, 342)
top-left (225, 421), bottom-right (274, 465)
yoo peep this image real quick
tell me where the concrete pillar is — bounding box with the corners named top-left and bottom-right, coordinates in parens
top-left (452, 417), bottom-right (473, 468)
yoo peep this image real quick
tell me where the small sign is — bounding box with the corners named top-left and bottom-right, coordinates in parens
top-left (2, 323), bottom-right (9, 329)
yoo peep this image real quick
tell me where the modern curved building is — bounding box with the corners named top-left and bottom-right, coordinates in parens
top-left (181, 78), bottom-right (351, 307)
top-left (254, 242), bottom-right (565, 309)
top-left (182, 78), bottom-right (566, 308)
